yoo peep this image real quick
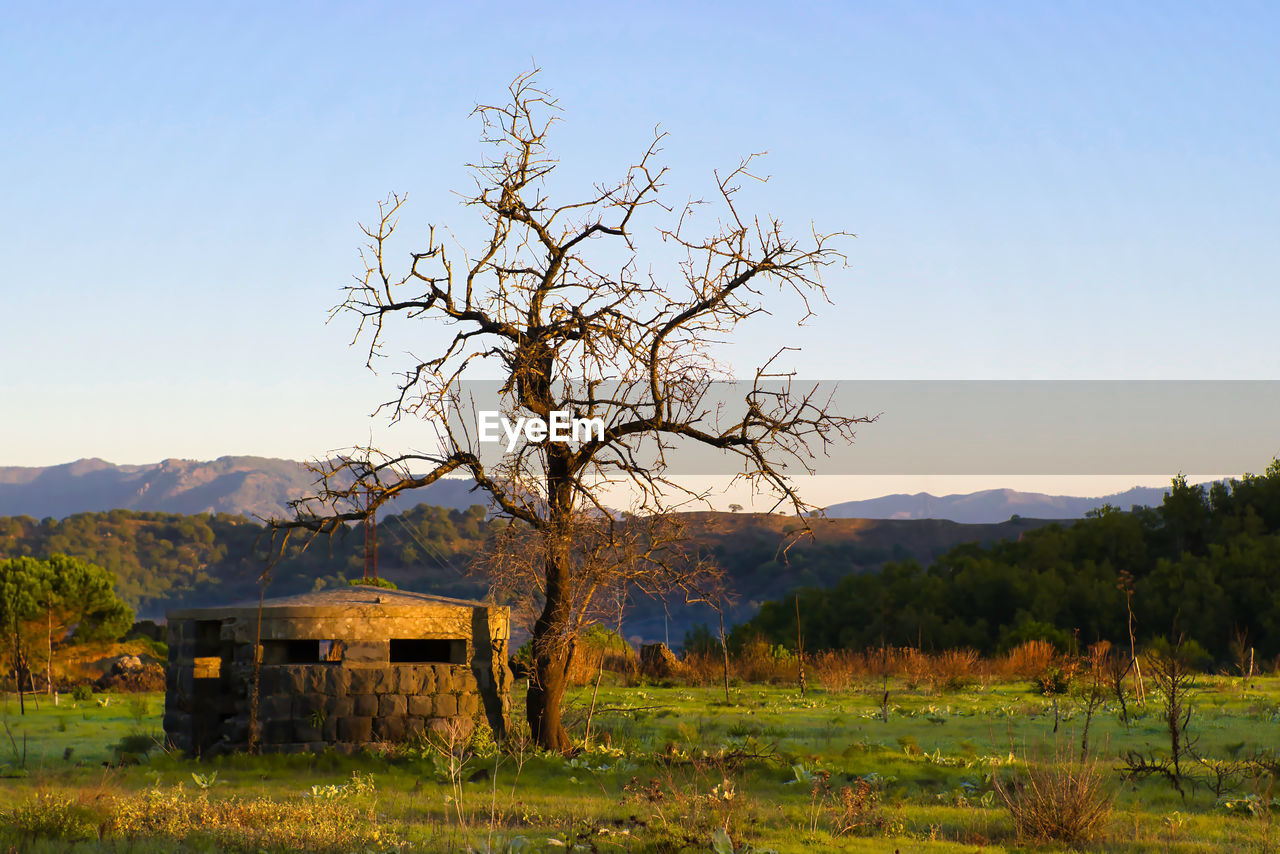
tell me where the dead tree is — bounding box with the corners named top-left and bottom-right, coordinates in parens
top-left (273, 70), bottom-right (867, 751)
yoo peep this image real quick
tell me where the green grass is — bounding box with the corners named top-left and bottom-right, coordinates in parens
top-left (2, 677), bottom-right (1279, 852)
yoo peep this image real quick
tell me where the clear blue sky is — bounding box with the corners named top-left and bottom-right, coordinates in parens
top-left (3, 2), bottom-right (1278, 496)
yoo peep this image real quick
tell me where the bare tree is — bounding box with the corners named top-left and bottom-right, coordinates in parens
top-left (274, 70), bottom-right (867, 751)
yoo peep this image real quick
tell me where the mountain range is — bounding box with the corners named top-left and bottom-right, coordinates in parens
top-left (0, 457), bottom-right (484, 521)
top-left (822, 485), bottom-right (1172, 524)
top-left (0, 456), bottom-right (1171, 524)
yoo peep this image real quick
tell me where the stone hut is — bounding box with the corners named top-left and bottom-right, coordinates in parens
top-left (164, 586), bottom-right (511, 755)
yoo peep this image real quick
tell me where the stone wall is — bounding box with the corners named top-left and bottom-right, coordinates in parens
top-left (164, 594), bottom-right (512, 756)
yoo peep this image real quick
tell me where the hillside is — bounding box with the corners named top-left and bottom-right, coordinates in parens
top-left (743, 465), bottom-right (1280, 660)
top-left (625, 512), bottom-right (1062, 643)
top-left (0, 457), bottom-right (484, 520)
top-left (0, 506), bottom-right (1058, 645)
top-left (823, 485), bottom-right (1172, 523)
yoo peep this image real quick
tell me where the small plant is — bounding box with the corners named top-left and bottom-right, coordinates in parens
top-left (711, 826), bottom-right (777, 853)
top-left (191, 770), bottom-right (218, 789)
top-left (127, 695), bottom-right (150, 725)
top-left (832, 778), bottom-right (895, 836)
top-left (112, 732), bottom-right (158, 762)
top-left (71, 684), bottom-right (92, 702)
top-left (468, 717), bottom-right (498, 758)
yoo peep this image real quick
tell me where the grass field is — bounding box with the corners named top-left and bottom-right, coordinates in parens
top-left (2, 675), bottom-right (1279, 852)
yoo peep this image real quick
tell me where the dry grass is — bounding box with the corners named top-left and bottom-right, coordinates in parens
top-left (994, 741), bottom-right (1117, 845)
top-left (994, 640), bottom-right (1059, 681)
top-left (4, 778), bottom-right (399, 852)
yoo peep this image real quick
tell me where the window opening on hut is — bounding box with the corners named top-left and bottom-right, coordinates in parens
top-left (318, 640), bottom-right (345, 662)
top-left (390, 638), bottom-right (465, 664)
top-left (261, 639), bottom-right (343, 664)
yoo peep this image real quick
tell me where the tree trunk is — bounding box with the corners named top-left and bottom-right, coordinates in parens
top-left (526, 651), bottom-right (572, 753)
top-left (47, 609), bottom-right (53, 696)
top-left (718, 606), bottom-right (730, 705)
top-left (527, 444), bottom-right (577, 753)
top-left (527, 563), bottom-right (574, 751)
top-left (14, 621), bottom-right (26, 716)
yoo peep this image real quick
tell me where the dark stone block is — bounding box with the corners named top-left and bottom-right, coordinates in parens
top-left (397, 666), bottom-right (423, 694)
top-left (258, 667), bottom-right (285, 695)
top-left (434, 694), bottom-right (458, 717)
top-left (328, 696), bottom-right (354, 718)
top-left (294, 720), bottom-right (322, 742)
top-left (293, 694), bottom-right (322, 718)
top-left (281, 666), bottom-right (308, 693)
top-left (264, 719), bottom-right (293, 744)
top-left (405, 716), bottom-right (425, 739)
top-left (373, 715), bottom-right (406, 742)
top-left (354, 694), bottom-right (378, 717)
top-left (349, 668), bottom-right (378, 695)
top-left (379, 694), bottom-right (407, 717)
top-left (434, 666), bottom-right (454, 693)
top-left (261, 694), bottom-right (292, 721)
top-left (325, 667), bottom-right (350, 697)
top-left (302, 667), bottom-right (327, 694)
top-left (338, 716), bottom-right (372, 743)
top-left (407, 695), bottom-right (432, 717)
top-left (458, 693), bottom-right (479, 716)
top-left (373, 668), bottom-right (398, 694)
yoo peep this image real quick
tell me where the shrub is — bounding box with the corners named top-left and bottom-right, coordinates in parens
top-left (736, 638), bottom-right (797, 684)
top-left (832, 778), bottom-right (896, 836)
top-left (810, 650), bottom-right (862, 692)
top-left (994, 743), bottom-right (1116, 844)
top-left (568, 624), bottom-right (637, 685)
top-left (996, 640), bottom-right (1058, 681)
top-left (4, 791), bottom-right (104, 842)
top-left (930, 648), bottom-right (981, 692)
top-left (71, 684), bottom-right (93, 702)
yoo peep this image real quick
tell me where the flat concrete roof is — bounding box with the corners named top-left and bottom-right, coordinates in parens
top-left (168, 584), bottom-right (494, 621)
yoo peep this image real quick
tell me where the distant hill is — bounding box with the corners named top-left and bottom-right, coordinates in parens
top-left (0, 503), bottom-right (1060, 644)
top-left (823, 485), bottom-right (1173, 524)
top-left (0, 457), bottom-right (485, 521)
top-left (2, 457), bottom-right (1178, 526)
top-left (612, 512), bottom-right (1063, 644)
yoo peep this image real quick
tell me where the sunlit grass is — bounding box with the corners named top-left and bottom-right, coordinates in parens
top-left (2, 677), bottom-right (1279, 851)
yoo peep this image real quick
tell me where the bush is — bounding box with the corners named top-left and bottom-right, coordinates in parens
top-left (994, 743), bottom-right (1116, 844)
top-left (348, 576), bottom-right (398, 589)
top-left (4, 791), bottom-right (104, 842)
top-left (568, 624), bottom-right (637, 685)
top-left (996, 640), bottom-right (1058, 681)
top-left (71, 684), bottom-right (93, 702)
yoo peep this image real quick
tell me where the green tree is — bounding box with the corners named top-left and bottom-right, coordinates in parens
top-left (0, 557), bottom-right (44, 713)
